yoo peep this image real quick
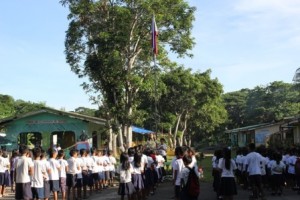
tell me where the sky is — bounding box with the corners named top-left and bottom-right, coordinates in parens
top-left (1, 0), bottom-right (300, 111)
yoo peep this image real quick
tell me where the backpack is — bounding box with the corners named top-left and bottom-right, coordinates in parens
top-left (185, 167), bottom-right (200, 198)
top-left (295, 158), bottom-right (300, 175)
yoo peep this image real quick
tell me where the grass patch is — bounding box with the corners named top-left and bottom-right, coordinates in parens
top-left (198, 156), bottom-right (213, 183)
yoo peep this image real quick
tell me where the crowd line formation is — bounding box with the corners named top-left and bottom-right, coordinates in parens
top-left (0, 134), bottom-right (203, 200)
top-left (212, 143), bottom-right (300, 200)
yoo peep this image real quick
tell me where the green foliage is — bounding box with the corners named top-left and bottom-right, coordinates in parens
top-left (0, 94), bottom-right (46, 119)
top-left (60, 0), bottom-right (196, 135)
top-left (223, 81), bottom-right (300, 128)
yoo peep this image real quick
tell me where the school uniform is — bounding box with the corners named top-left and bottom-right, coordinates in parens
top-left (218, 158), bottom-right (237, 196)
top-left (76, 157), bottom-right (83, 188)
top-left (15, 155), bottom-right (34, 200)
top-left (31, 160), bottom-right (45, 199)
top-left (132, 164), bottom-right (144, 191)
top-left (245, 151), bottom-right (265, 199)
top-left (180, 164), bottom-right (200, 200)
top-left (90, 155), bottom-right (100, 185)
top-left (79, 156), bottom-right (90, 187)
top-left (271, 160), bottom-right (285, 194)
top-left (108, 155), bottom-right (117, 181)
top-left (0, 156), bottom-right (10, 186)
top-left (40, 159), bottom-right (51, 199)
top-left (48, 158), bottom-right (61, 192)
top-left (117, 164), bottom-right (136, 195)
top-left (58, 158), bottom-right (68, 193)
top-left (67, 156), bottom-right (79, 188)
top-left (102, 155), bottom-right (111, 182)
top-left (173, 158), bottom-right (184, 199)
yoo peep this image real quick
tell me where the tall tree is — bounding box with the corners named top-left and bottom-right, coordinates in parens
top-left (60, 0), bottom-right (196, 150)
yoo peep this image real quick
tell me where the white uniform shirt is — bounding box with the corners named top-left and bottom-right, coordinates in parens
top-left (67, 157), bottom-right (79, 175)
top-left (48, 158), bottom-right (60, 180)
top-left (91, 156), bottom-right (100, 173)
top-left (118, 164), bottom-right (133, 183)
top-left (58, 158), bottom-right (68, 178)
top-left (271, 161), bottom-right (285, 175)
top-left (102, 155), bottom-right (110, 171)
top-left (287, 155), bottom-right (297, 174)
top-left (15, 156), bottom-right (34, 183)
top-left (173, 158), bottom-right (184, 186)
top-left (40, 159), bottom-right (51, 181)
top-left (156, 155), bottom-right (165, 168)
top-left (245, 152), bottom-right (264, 176)
top-left (218, 158), bottom-right (237, 177)
top-left (109, 156), bottom-right (117, 172)
top-left (76, 157), bottom-right (83, 179)
top-left (32, 160), bottom-right (46, 188)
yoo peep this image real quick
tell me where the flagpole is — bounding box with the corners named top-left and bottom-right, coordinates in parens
top-left (152, 15), bottom-right (159, 135)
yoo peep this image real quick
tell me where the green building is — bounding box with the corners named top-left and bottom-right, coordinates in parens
top-left (0, 108), bottom-right (107, 151)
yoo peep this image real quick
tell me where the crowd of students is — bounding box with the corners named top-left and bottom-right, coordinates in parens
top-left (0, 136), bottom-right (203, 200)
top-left (212, 143), bottom-right (300, 200)
top-left (118, 144), bottom-right (200, 200)
top-left (6, 145), bottom-right (117, 200)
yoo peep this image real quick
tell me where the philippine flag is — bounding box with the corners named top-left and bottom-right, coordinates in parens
top-left (152, 15), bottom-right (158, 55)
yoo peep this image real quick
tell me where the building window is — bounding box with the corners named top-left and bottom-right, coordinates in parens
top-left (18, 132), bottom-right (42, 149)
top-left (51, 131), bottom-right (75, 149)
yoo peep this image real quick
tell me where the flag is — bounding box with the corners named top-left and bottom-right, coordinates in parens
top-left (152, 15), bottom-right (158, 55)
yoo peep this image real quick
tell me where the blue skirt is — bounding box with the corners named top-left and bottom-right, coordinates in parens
top-left (118, 182), bottom-right (136, 195)
top-left (132, 174), bottom-right (144, 190)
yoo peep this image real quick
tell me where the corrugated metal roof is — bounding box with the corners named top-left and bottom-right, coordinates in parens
top-left (0, 107), bottom-right (106, 127)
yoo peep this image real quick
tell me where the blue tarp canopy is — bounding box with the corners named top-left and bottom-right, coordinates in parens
top-left (132, 126), bottom-right (153, 134)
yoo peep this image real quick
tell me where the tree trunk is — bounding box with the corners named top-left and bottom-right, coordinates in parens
top-left (112, 133), bottom-right (117, 156)
top-left (173, 113), bottom-right (182, 147)
top-left (117, 125), bottom-right (125, 153)
top-left (168, 127), bottom-right (174, 149)
top-left (179, 117), bottom-right (187, 146)
top-left (108, 127), bottom-right (113, 151)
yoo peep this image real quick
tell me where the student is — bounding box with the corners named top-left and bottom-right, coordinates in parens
top-left (76, 149), bottom-right (83, 199)
top-left (132, 152), bottom-right (144, 200)
top-left (245, 143), bottom-right (265, 200)
top-left (117, 152), bottom-right (135, 200)
top-left (15, 145), bottom-right (34, 200)
top-left (48, 148), bottom-right (61, 200)
top-left (10, 149), bottom-right (18, 192)
top-left (90, 147), bottom-right (100, 194)
top-left (173, 146), bottom-right (185, 200)
top-left (270, 152), bottom-right (285, 196)
top-left (57, 150), bottom-right (68, 200)
top-left (218, 148), bottom-right (237, 200)
top-left (180, 154), bottom-right (200, 200)
top-left (67, 149), bottom-right (80, 200)
top-left (108, 150), bottom-right (117, 187)
top-left (0, 150), bottom-right (10, 197)
top-left (40, 150), bottom-right (51, 200)
top-left (212, 149), bottom-right (223, 199)
top-left (102, 150), bottom-right (111, 189)
top-left (31, 148), bottom-right (45, 200)
top-left (97, 150), bottom-right (105, 190)
top-left (79, 149), bottom-right (89, 199)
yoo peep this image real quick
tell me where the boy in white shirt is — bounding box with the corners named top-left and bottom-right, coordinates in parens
top-left (57, 150), bottom-right (68, 200)
top-left (15, 145), bottom-right (34, 200)
top-left (40, 150), bottom-right (51, 200)
top-left (67, 149), bottom-right (80, 200)
top-left (102, 150), bottom-right (111, 188)
top-left (90, 148), bottom-right (100, 193)
top-left (173, 146), bottom-right (185, 200)
top-left (108, 150), bottom-right (117, 187)
top-left (32, 148), bottom-right (46, 200)
top-left (48, 148), bottom-right (61, 200)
